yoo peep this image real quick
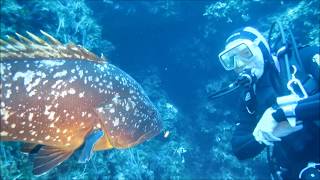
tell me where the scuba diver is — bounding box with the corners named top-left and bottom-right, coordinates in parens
top-left (212, 24), bottom-right (320, 180)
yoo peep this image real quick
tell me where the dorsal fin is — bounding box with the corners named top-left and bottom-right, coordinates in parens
top-left (0, 30), bottom-right (106, 64)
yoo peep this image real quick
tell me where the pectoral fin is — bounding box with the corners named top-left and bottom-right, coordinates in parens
top-left (78, 129), bottom-right (104, 163)
top-left (21, 143), bottom-right (43, 154)
top-left (32, 146), bottom-right (73, 176)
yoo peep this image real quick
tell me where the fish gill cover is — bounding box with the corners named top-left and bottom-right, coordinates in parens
top-left (0, 0), bottom-right (319, 179)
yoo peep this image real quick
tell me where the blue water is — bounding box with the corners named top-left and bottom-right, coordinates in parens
top-left (0, 0), bottom-right (318, 179)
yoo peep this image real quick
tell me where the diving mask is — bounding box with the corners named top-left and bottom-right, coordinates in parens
top-left (218, 40), bottom-right (256, 71)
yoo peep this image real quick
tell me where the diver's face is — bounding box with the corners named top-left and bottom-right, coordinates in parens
top-left (233, 42), bottom-right (265, 79)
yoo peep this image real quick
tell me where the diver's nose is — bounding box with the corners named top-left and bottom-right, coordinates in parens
top-left (235, 57), bottom-right (246, 68)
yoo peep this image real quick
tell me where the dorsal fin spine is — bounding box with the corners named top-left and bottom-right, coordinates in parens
top-left (1, 31), bottom-right (107, 63)
top-left (26, 31), bottom-right (49, 46)
top-left (15, 32), bottom-right (35, 45)
top-left (0, 38), bottom-right (9, 46)
top-left (6, 35), bottom-right (28, 51)
top-left (40, 30), bottom-right (62, 46)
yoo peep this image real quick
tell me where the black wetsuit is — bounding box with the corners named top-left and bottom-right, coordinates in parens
top-left (231, 46), bottom-right (320, 180)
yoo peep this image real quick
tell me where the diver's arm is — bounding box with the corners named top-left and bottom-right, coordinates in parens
top-left (293, 46), bottom-right (320, 121)
top-left (300, 46), bottom-right (320, 84)
top-left (270, 47), bottom-right (320, 128)
top-left (295, 93), bottom-right (320, 121)
top-left (231, 103), bottom-right (265, 160)
top-left (299, 46), bottom-right (320, 120)
top-left (232, 126), bottom-right (265, 160)
top-left (278, 93), bottom-right (320, 121)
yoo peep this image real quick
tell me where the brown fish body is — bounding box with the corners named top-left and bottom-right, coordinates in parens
top-left (0, 31), bottom-right (162, 175)
top-left (1, 60), bottom-right (161, 150)
top-left (1, 60), bottom-right (102, 150)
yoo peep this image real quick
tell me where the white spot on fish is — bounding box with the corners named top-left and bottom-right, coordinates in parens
top-left (96, 123), bottom-right (101, 128)
top-left (48, 111), bottom-right (55, 120)
top-left (69, 76), bottom-right (77, 83)
top-left (26, 78), bottom-right (41, 92)
top-left (5, 89), bottom-right (11, 98)
top-left (54, 117), bottom-right (61, 124)
top-left (19, 130), bottom-right (24, 134)
top-left (1, 108), bottom-right (14, 122)
top-left (19, 112), bottom-right (25, 118)
top-left (107, 82), bottom-right (113, 89)
top-left (28, 113), bottom-right (34, 121)
top-left (99, 88), bottom-right (104, 93)
top-left (68, 88), bottom-right (76, 94)
top-left (60, 90), bottom-right (68, 97)
top-left (53, 70), bottom-right (68, 78)
top-left (40, 60), bottom-right (65, 67)
top-left (0, 131), bottom-right (9, 136)
top-left (0, 64), bottom-right (5, 75)
top-left (79, 92), bottom-right (85, 98)
top-left (45, 135), bottom-right (50, 140)
top-left (67, 136), bottom-right (71, 141)
top-left (113, 118), bottom-right (119, 126)
top-left (11, 123), bottom-right (16, 128)
top-left (81, 112), bottom-right (87, 117)
top-left (36, 71), bottom-right (46, 78)
top-left (44, 105), bottom-right (52, 115)
top-left (29, 89), bottom-right (37, 97)
top-left (125, 103), bottom-right (130, 111)
top-left (13, 70), bottom-right (35, 87)
top-left (79, 70), bottom-right (84, 78)
top-left (51, 80), bottom-right (63, 89)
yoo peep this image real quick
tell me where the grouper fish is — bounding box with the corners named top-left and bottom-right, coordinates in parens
top-left (0, 31), bottom-right (162, 175)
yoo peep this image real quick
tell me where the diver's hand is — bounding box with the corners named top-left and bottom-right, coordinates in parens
top-left (273, 120), bottom-right (303, 138)
top-left (253, 107), bottom-right (281, 146)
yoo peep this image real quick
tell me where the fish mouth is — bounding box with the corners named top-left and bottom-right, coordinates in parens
top-left (113, 120), bottom-right (163, 149)
top-left (120, 128), bottom-right (162, 149)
